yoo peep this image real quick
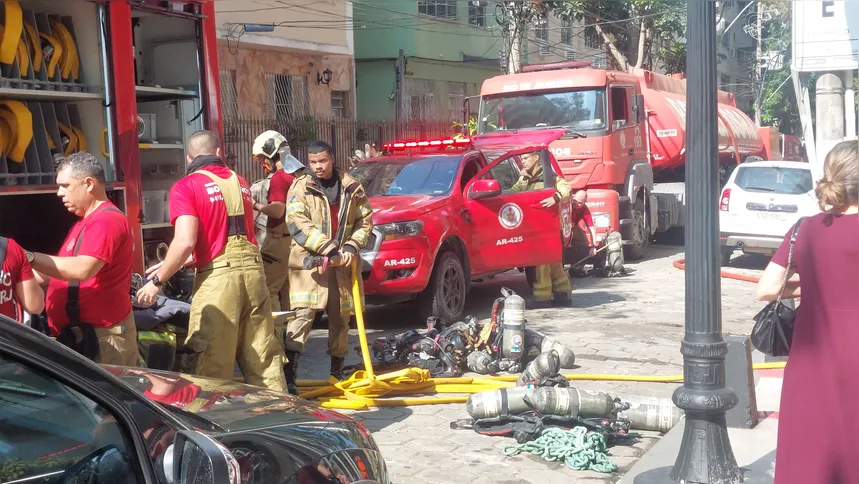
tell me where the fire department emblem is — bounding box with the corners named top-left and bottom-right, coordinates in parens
top-left (498, 203), bottom-right (523, 230)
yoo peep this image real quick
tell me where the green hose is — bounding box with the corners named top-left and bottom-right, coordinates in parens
top-left (502, 427), bottom-right (617, 473)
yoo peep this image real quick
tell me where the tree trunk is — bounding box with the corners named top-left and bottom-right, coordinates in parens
top-left (593, 22), bottom-right (629, 72)
top-left (634, 25), bottom-right (650, 69)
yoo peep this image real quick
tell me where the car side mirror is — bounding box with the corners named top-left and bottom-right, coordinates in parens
top-left (469, 179), bottom-right (502, 200)
top-left (171, 431), bottom-right (239, 484)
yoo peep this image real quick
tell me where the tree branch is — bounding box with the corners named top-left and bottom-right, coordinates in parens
top-left (593, 22), bottom-right (629, 71)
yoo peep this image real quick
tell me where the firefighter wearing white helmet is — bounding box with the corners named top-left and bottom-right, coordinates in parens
top-left (250, 131), bottom-right (305, 393)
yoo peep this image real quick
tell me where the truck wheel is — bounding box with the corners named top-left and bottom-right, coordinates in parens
top-left (624, 198), bottom-right (648, 261)
top-left (525, 267), bottom-right (536, 289)
top-left (418, 251), bottom-right (467, 323)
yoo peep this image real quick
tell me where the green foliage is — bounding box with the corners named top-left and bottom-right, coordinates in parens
top-left (452, 116), bottom-right (494, 137)
top-left (755, 0), bottom-right (798, 134)
top-left (546, 0), bottom-right (687, 70)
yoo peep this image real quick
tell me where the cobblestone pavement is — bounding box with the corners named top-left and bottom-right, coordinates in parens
top-left (297, 245), bottom-right (769, 484)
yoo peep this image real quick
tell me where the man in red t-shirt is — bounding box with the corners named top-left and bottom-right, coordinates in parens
top-left (27, 152), bottom-right (137, 366)
top-left (0, 237), bottom-right (44, 321)
top-left (136, 130), bottom-right (287, 393)
top-left (250, 130), bottom-right (305, 313)
top-left (569, 190), bottom-right (603, 277)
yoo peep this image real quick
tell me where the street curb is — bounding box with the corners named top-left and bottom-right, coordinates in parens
top-left (617, 416), bottom-right (686, 484)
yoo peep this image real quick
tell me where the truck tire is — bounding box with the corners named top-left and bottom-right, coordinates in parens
top-left (418, 250), bottom-right (467, 323)
top-left (525, 266), bottom-right (536, 289)
top-left (624, 198), bottom-right (648, 261)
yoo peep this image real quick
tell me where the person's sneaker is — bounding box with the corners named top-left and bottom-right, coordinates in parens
top-left (284, 350), bottom-right (300, 395)
top-left (552, 293), bottom-right (573, 307)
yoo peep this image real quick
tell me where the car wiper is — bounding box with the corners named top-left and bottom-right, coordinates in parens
top-left (563, 129), bottom-right (587, 139)
top-left (0, 381), bottom-right (47, 397)
top-left (744, 186), bottom-right (776, 192)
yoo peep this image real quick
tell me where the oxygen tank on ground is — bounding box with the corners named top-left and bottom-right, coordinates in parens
top-left (467, 350), bottom-right (494, 375)
top-left (538, 334), bottom-right (576, 369)
top-left (617, 396), bottom-right (684, 432)
top-left (501, 290), bottom-right (525, 361)
top-left (516, 350), bottom-right (560, 385)
top-left (524, 387), bottom-right (621, 418)
top-left (466, 385), bottom-right (535, 419)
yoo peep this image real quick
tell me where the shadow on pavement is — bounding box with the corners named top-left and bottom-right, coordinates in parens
top-left (348, 407), bottom-right (415, 433)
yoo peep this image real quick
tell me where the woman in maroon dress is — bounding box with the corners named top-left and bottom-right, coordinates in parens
top-left (756, 140), bottom-right (859, 483)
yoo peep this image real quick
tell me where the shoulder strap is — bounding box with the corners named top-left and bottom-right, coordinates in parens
top-left (196, 170), bottom-right (247, 238)
top-left (66, 203), bottom-right (123, 323)
top-left (777, 217), bottom-right (804, 300)
top-left (0, 237), bottom-right (7, 268)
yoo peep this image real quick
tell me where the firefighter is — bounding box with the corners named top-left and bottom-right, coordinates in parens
top-left (28, 152), bottom-right (137, 365)
top-left (136, 130), bottom-right (287, 393)
top-left (284, 140), bottom-right (373, 393)
top-left (568, 190), bottom-right (601, 277)
top-left (250, 130), bottom-right (305, 314)
top-left (0, 236), bottom-right (44, 322)
top-left (513, 151), bottom-right (573, 308)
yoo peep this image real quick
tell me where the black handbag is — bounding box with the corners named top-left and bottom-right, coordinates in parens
top-left (750, 217), bottom-right (804, 357)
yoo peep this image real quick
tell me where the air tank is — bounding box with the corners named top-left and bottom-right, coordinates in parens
top-left (524, 387), bottom-right (620, 418)
top-left (466, 350), bottom-right (494, 375)
top-left (466, 385), bottom-right (534, 419)
top-left (501, 292), bottom-right (525, 360)
top-left (516, 350), bottom-right (560, 386)
top-left (538, 335), bottom-right (576, 369)
top-left (618, 396), bottom-right (684, 432)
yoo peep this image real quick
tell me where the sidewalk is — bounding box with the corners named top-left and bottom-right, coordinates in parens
top-left (620, 353), bottom-right (784, 484)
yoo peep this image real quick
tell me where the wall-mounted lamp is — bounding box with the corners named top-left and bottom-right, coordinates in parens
top-left (317, 68), bottom-right (333, 86)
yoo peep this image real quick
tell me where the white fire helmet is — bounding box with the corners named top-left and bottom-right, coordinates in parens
top-left (252, 130), bottom-right (304, 174)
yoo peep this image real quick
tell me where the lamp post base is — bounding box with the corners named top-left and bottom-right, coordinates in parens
top-left (668, 411), bottom-right (743, 483)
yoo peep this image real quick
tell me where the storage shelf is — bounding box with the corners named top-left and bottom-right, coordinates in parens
top-left (0, 87), bottom-right (103, 102)
top-left (142, 222), bottom-right (172, 230)
top-left (0, 182), bottom-right (125, 196)
top-left (135, 86), bottom-right (198, 101)
top-left (140, 143), bottom-right (184, 150)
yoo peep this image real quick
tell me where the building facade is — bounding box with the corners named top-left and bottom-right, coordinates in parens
top-left (215, 0), bottom-right (356, 121)
top-left (716, 0), bottom-right (757, 116)
top-left (354, 1), bottom-right (605, 122)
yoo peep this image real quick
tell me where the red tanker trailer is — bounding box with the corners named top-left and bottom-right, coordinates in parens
top-left (473, 61), bottom-right (802, 259)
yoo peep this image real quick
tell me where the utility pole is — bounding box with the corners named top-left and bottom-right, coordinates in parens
top-left (754, 4), bottom-right (763, 125)
top-left (635, 2), bottom-right (741, 482)
top-left (395, 48), bottom-right (405, 137)
top-left (507, 12), bottom-right (521, 74)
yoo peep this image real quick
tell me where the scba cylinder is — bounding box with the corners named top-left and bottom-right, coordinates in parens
top-left (618, 396), bottom-right (683, 432)
top-left (540, 336), bottom-right (575, 369)
top-left (467, 350), bottom-right (493, 375)
top-left (501, 293), bottom-right (526, 360)
top-left (524, 387), bottom-right (618, 418)
top-left (516, 350), bottom-right (560, 386)
top-left (466, 386), bottom-right (534, 419)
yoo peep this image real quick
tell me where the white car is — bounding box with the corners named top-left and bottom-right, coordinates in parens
top-left (719, 160), bottom-right (818, 265)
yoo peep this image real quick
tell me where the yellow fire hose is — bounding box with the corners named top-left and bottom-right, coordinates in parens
top-left (287, 260), bottom-right (786, 410)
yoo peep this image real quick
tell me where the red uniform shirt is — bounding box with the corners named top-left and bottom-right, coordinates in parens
top-left (169, 165), bottom-right (257, 268)
top-left (46, 202), bottom-right (134, 333)
top-left (0, 238), bottom-right (33, 320)
top-left (571, 205), bottom-right (594, 227)
top-left (267, 169), bottom-right (296, 228)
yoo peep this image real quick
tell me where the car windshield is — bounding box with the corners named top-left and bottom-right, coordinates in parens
top-left (349, 155), bottom-right (462, 197)
top-left (734, 166), bottom-right (813, 195)
top-left (478, 89), bottom-right (607, 133)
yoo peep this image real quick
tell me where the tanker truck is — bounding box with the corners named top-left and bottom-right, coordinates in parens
top-left (472, 61), bottom-right (802, 260)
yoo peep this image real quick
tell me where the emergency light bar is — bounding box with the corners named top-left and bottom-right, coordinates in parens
top-left (382, 137), bottom-right (471, 152)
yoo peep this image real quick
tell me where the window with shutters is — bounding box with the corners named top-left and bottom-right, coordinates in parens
top-left (331, 91), bottom-right (347, 118)
top-left (264, 73), bottom-right (311, 120)
top-left (447, 81), bottom-right (466, 121)
top-left (219, 68), bottom-right (239, 121)
top-left (584, 25), bottom-right (601, 49)
top-left (404, 78), bottom-right (437, 120)
top-left (468, 1), bottom-right (486, 26)
top-left (561, 19), bottom-right (573, 45)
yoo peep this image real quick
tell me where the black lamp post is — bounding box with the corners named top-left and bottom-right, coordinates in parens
top-left (635, 1), bottom-right (742, 482)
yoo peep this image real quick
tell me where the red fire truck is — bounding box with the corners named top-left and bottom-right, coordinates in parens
top-left (473, 61), bottom-right (804, 260)
top-left (0, 0), bottom-right (222, 275)
top-left (351, 129), bottom-right (575, 322)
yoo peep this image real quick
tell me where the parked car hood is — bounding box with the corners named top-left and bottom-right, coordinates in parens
top-left (109, 366), bottom-right (386, 483)
top-left (369, 194), bottom-right (448, 224)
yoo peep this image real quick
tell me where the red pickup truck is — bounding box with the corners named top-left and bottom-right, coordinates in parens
top-left (349, 129), bottom-right (577, 322)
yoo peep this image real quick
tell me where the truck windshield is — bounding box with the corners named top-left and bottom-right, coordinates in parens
top-left (349, 155), bottom-right (462, 197)
top-left (477, 89), bottom-right (606, 133)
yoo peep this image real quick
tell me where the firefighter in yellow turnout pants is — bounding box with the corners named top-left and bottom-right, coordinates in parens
top-left (137, 131), bottom-right (287, 393)
top-left (513, 151), bottom-right (573, 308)
top-left (283, 141), bottom-right (373, 394)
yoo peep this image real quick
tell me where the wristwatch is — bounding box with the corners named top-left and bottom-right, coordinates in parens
top-left (25, 251), bottom-right (34, 263)
top-left (150, 274), bottom-right (165, 287)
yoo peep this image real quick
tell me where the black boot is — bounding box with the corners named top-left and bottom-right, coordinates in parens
top-left (283, 350), bottom-right (300, 395)
top-left (330, 356), bottom-right (345, 380)
top-left (552, 292), bottom-right (572, 307)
